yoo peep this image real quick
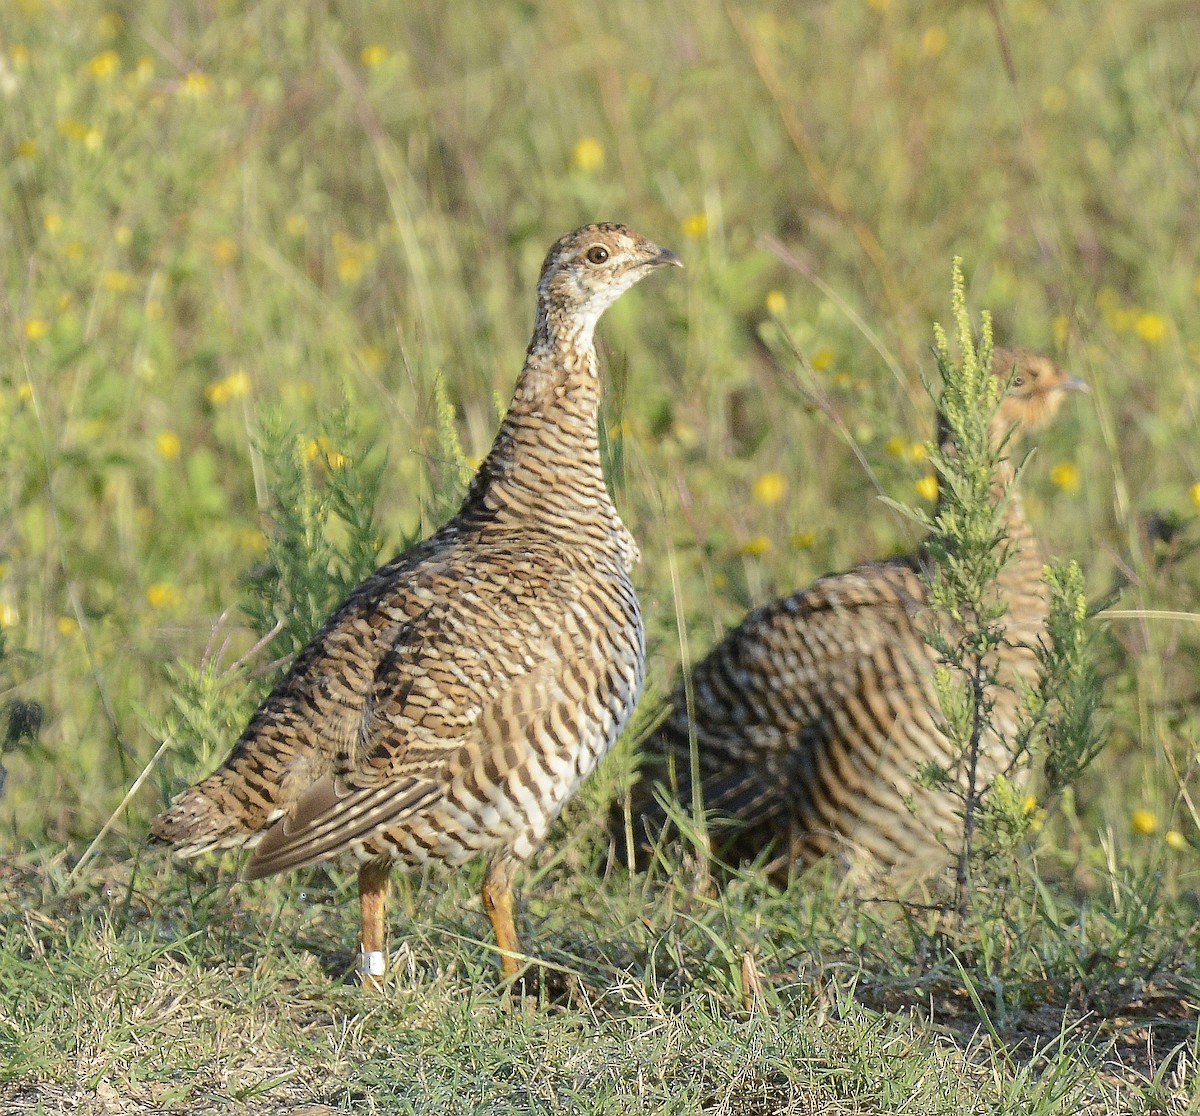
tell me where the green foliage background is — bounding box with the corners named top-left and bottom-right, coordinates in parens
top-left (1, 1), bottom-right (1199, 1108)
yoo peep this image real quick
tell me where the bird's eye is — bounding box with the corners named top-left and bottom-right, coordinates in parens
top-left (585, 245), bottom-right (610, 265)
top-left (1012, 376), bottom-right (1024, 387)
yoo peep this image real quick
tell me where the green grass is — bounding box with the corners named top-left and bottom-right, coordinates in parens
top-left (2, 0), bottom-right (1199, 1111)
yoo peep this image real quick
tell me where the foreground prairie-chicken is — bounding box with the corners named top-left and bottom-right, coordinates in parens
top-left (621, 348), bottom-right (1085, 879)
top-left (153, 223), bottom-right (681, 982)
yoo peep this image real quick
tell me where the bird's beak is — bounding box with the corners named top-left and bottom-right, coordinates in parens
top-left (649, 246), bottom-right (683, 269)
top-left (1062, 375), bottom-right (1089, 393)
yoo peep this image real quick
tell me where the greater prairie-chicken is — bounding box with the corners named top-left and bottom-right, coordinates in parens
top-left (153, 224), bottom-right (681, 982)
top-left (621, 348), bottom-right (1084, 878)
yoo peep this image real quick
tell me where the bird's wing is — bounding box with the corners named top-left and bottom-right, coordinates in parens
top-left (244, 543), bottom-right (606, 876)
top-left (651, 561), bottom-right (940, 822)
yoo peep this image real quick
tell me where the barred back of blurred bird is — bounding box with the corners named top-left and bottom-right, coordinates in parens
top-left (152, 223), bottom-right (681, 980)
top-left (619, 347), bottom-right (1084, 880)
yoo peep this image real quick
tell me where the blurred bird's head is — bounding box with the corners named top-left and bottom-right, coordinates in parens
top-left (990, 346), bottom-right (1087, 440)
top-left (535, 223), bottom-right (681, 344)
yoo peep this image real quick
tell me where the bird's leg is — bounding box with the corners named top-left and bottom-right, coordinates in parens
top-left (481, 856), bottom-right (523, 978)
top-left (358, 858), bottom-right (391, 990)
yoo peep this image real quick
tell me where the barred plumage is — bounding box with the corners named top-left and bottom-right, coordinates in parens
top-left (622, 348), bottom-right (1085, 879)
top-left (152, 224), bottom-right (681, 981)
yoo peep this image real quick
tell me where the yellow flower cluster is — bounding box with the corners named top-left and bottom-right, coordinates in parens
top-left (305, 436), bottom-right (346, 469)
top-left (1050, 461), bottom-right (1081, 493)
top-left (1095, 289), bottom-right (1169, 343)
top-left (914, 475), bottom-right (939, 502)
top-left (571, 137), bottom-right (605, 174)
top-left (146, 582), bottom-right (182, 610)
top-left (332, 231), bottom-right (375, 284)
top-left (751, 472), bottom-right (787, 505)
top-left (155, 431), bottom-right (182, 459)
top-left (681, 212), bottom-right (707, 239)
top-left (205, 370), bottom-right (251, 404)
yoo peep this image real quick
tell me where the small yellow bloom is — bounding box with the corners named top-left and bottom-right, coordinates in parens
top-left (712, 571), bottom-right (728, 591)
top-left (909, 443), bottom-right (928, 462)
top-left (1165, 830), bottom-right (1188, 851)
top-left (180, 71), bottom-right (210, 98)
top-left (741, 535), bottom-right (772, 557)
top-left (239, 528), bottom-right (266, 555)
top-left (1041, 85), bottom-right (1068, 113)
top-left (0, 602), bottom-right (19, 628)
top-left (571, 136), bottom-right (605, 174)
top-left (921, 27), bottom-right (947, 57)
top-left (361, 44), bottom-right (388, 67)
top-left (23, 318), bottom-right (47, 341)
top-left (56, 616), bottom-right (78, 636)
top-left (211, 236), bottom-right (239, 266)
top-left (1131, 808), bottom-right (1158, 836)
top-left (789, 531), bottom-right (816, 550)
top-left (681, 212), bottom-right (708, 239)
top-left (285, 212), bottom-right (308, 237)
top-left (145, 582), bottom-right (182, 609)
top-left (884, 436), bottom-right (907, 457)
top-left (16, 384), bottom-right (33, 401)
top-left (101, 270), bottom-right (135, 293)
top-left (765, 290), bottom-right (786, 316)
top-left (1190, 482), bottom-right (1200, 511)
top-left (87, 50), bottom-right (120, 80)
top-left (16, 139), bottom-right (37, 158)
top-left (1050, 461), bottom-right (1081, 493)
top-left (205, 369), bottom-right (251, 404)
top-left (155, 430), bottom-right (181, 459)
top-left (752, 472), bottom-right (787, 505)
top-left (915, 475), bottom-right (939, 502)
top-left (1052, 314), bottom-right (1069, 349)
top-left (1135, 312), bottom-right (1167, 344)
top-left (811, 348), bottom-right (834, 372)
top-left (1021, 794), bottom-right (1038, 815)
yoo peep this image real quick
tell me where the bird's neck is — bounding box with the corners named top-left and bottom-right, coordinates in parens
top-left (458, 314), bottom-right (636, 562)
top-left (992, 458), bottom-right (1048, 619)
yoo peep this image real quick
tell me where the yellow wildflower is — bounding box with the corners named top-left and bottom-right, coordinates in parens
top-left (145, 582), bottom-right (182, 610)
top-left (712, 571), bottom-right (728, 591)
top-left (909, 443), bottom-right (928, 462)
top-left (789, 531), bottom-right (816, 550)
top-left (915, 475), bottom-right (939, 502)
top-left (155, 430), bottom-right (181, 459)
top-left (1052, 314), bottom-right (1069, 349)
top-left (884, 436), bottom-right (907, 457)
top-left (741, 535), bottom-right (772, 557)
top-left (16, 140), bottom-right (37, 158)
top-left (1021, 794), bottom-right (1038, 815)
top-left (239, 529), bottom-right (266, 555)
top-left (305, 436), bottom-right (346, 469)
top-left (681, 212), bottom-right (708, 239)
top-left (1165, 830), bottom-right (1188, 851)
top-left (1050, 462), bottom-right (1081, 492)
top-left (211, 236), bottom-right (239, 266)
top-left (921, 27), bottom-right (947, 57)
top-left (752, 472), bottom-right (787, 505)
top-left (765, 290), bottom-right (786, 316)
top-left (811, 348), bottom-right (834, 372)
top-left (23, 318), bottom-right (47, 341)
top-left (87, 50), bottom-right (120, 80)
top-left (1041, 85), bottom-right (1068, 113)
top-left (1135, 312), bottom-right (1166, 344)
top-left (16, 384), bottom-right (32, 401)
top-left (101, 270), bottom-right (135, 293)
top-left (56, 616), bottom-right (78, 636)
top-left (1131, 808), bottom-right (1158, 836)
top-left (1190, 482), bottom-right (1200, 511)
top-left (361, 44), bottom-right (388, 67)
top-left (180, 71), bottom-right (210, 98)
top-left (205, 369), bottom-right (251, 404)
top-left (571, 136), bottom-right (605, 174)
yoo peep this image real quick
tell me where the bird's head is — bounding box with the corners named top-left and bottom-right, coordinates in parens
top-left (535, 223), bottom-right (681, 343)
top-left (990, 346), bottom-right (1087, 440)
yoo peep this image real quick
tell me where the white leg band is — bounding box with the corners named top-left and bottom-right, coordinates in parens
top-left (360, 950), bottom-right (386, 977)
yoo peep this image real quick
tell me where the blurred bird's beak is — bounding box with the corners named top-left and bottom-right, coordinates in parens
top-left (1063, 375), bottom-right (1089, 393)
top-left (650, 246), bottom-right (683, 269)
